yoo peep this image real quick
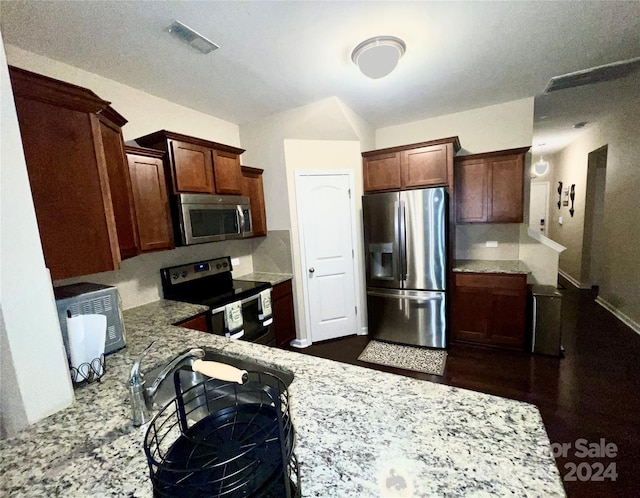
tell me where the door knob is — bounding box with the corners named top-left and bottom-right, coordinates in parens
top-left (308, 267), bottom-right (315, 273)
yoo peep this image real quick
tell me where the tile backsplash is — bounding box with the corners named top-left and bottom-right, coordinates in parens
top-left (251, 230), bottom-right (293, 273)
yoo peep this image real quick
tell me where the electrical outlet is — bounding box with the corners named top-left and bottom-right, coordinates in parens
top-left (486, 241), bottom-right (498, 248)
top-left (231, 257), bottom-right (240, 266)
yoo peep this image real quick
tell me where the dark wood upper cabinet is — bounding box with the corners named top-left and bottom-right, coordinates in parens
top-left (362, 137), bottom-right (460, 193)
top-left (168, 139), bottom-right (215, 194)
top-left (9, 66), bottom-right (129, 280)
top-left (125, 146), bottom-right (174, 253)
top-left (135, 130), bottom-right (245, 196)
top-left (401, 143), bottom-right (449, 188)
top-left (363, 152), bottom-right (402, 191)
top-left (213, 149), bottom-right (242, 194)
top-left (454, 147), bottom-right (529, 224)
top-left (98, 109), bottom-right (139, 260)
top-left (241, 166), bottom-right (268, 237)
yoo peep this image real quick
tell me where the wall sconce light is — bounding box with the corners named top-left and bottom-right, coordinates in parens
top-left (351, 36), bottom-right (406, 79)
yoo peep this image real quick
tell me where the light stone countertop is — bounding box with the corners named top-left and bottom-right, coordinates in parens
top-left (0, 299), bottom-right (564, 497)
top-left (453, 259), bottom-right (530, 274)
top-left (237, 271), bottom-right (293, 286)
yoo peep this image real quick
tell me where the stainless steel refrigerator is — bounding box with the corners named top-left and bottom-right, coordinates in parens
top-left (363, 187), bottom-right (447, 348)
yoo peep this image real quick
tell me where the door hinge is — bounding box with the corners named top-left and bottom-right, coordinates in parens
top-left (355, 306), bottom-right (358, 315)
top-left (352, 249), bottom-right (354, 258)
top-left (348, 188), bottom-right (351, 199)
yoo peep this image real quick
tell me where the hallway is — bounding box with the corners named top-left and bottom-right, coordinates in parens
top-left (290, 282), bottom-right (640, 497)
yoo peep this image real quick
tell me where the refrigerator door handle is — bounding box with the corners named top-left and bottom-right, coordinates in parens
top-left (393, 200), bottom-right (402, 281)
top-left (398, 200), bottom-right (407, 281)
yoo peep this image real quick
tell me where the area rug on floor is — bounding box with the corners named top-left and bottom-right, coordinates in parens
top-left (357, 340), bottom-right (447, 376)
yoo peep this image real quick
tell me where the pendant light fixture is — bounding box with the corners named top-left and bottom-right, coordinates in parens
top-left (351, 36), bottom-right (406, 79)
top-left (533, 157), bottom-right (550, 176)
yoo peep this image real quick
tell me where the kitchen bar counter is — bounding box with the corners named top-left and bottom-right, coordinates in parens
top-left (1, 300), bottom-right (563, 497)
top-left (453, 259), bottom-right (530, 274)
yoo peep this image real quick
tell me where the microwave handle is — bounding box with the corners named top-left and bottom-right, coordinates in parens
top-left (237, 205), bottom-right (245, 235)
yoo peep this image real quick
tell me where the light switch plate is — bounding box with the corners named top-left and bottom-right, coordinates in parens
top-left (558, 217), bottom-right (563, 225)
top-left (486, 241), bottom-right (498, 248)
top-left (231, 257), bottom-right (240, 266)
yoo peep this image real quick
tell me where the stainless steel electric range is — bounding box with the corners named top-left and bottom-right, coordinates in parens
top-left (160, 256), bottom-right (275, 345)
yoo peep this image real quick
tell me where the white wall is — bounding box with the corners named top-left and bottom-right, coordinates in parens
top-left (241, 97), bottom-right (375, 231)
top-left (547, 102), bottom-right (640, 331)
top-left (376, 98), bottom-right (534, 154)
top-left (284, 140), bottom-right (366, 344)
top-left (0, 36), bottom-right (74, 436)
top-left (5, 45), bottom-right (241, 145)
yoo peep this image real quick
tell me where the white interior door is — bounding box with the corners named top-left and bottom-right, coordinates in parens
top-left (529, 182), bottom-right (550, 236)
top-left (297, 173), bottom-right (357, 342)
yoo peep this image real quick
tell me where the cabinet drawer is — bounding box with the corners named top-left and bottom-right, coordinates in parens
top-left (455, 272), bottom-right (526, 290)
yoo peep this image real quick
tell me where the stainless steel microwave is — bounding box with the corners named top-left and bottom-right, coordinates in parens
top-left (176, 193), bottom-right (253, 245)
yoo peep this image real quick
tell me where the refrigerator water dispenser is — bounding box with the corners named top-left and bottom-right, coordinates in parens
top-left (369, 242), bottom-right (395, 279)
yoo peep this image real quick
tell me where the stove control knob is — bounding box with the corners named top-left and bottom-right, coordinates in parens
top-left (172, 272), bottom-right (179, 280)
top-left (181, 271), bottom-right (187, 278)
top-left (223, 262), bottom-right (228, 267)
top-left (216, 264), bottom-right (222, 269)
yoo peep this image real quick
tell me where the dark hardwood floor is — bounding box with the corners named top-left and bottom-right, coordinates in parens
top-left (288, 281), bottom-right (640, 497)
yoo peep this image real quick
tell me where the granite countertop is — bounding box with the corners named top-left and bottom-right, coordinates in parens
top-left (453, 259), bottom-right (530, 274)
top-left (0, 300), bottom-right (564, 497)
top-left (237, 271), bottom-right (292, 286)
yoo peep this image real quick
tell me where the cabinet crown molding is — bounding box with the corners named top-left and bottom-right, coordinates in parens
top-left (454, 146), bottom-right (530, 162)
top-left (135, 130), bottom-right (245, 155)
top-left (362, 136), bottom-right (461, 157)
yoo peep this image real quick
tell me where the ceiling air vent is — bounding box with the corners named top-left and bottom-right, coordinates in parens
top-left (166, 20), bottom-right (219, 54)
top-left (544, 56), bottom-right (640, 94)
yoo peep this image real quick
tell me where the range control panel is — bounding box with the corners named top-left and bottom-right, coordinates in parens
top-left (161, 256), bottom-right (232, 285)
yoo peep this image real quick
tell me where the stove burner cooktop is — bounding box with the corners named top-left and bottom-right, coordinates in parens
top-left (160, 257), bottom-right (271, 309)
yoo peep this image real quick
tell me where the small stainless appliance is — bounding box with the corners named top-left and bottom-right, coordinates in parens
top-left (363, 187), bottom-right (448, 348)
top-left (54, 282), bottom-right (127, 355)
top-left (175, 193), bottom-right (252, 245)
top-left (530, 285), bottom-right (563, 356)
top-left (160, 256), bottom-right (274, 345)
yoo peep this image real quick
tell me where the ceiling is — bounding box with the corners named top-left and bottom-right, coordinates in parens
top-left (1, 1), bottom-right (639, 153)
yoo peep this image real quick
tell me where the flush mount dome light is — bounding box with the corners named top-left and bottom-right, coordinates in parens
top-left (351, 36), bottom-right (406, 79)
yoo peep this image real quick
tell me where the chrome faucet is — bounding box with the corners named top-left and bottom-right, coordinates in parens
top-left (128, 342), bottom-right (205, 426)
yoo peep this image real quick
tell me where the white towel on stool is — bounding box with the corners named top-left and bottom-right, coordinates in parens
top-left (224, 301), bottom-right (244, 335)
top-left (259, 289), bottom-right (272, 320)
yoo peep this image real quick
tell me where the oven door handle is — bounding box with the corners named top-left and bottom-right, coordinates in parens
top-left (210, 293), bottom-right (263, 315)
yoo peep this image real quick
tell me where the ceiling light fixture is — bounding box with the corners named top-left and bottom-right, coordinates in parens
top-left (166, 20), bottom-right (219, 54)
top-left (351, 36), bottom-right (406, 79)
top-left (573, 121), bottom-right (588, 129)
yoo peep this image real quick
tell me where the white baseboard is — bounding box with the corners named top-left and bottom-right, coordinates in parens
top-left (558, 269), bottom-right (591, 289)
top-left (289, 338), bottom-right (311, 348)
top-left (358, 326), bottom-right (368, 336)
top-left (595, 297), bottom-right (640, 335)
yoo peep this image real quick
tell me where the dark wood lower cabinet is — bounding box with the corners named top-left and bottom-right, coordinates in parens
top-left (175, 313), bottom-right (209, 333)
top-left (452, 272), bottom-right (527, 349)
top-left (272, 280), bottom-right (296, 348)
